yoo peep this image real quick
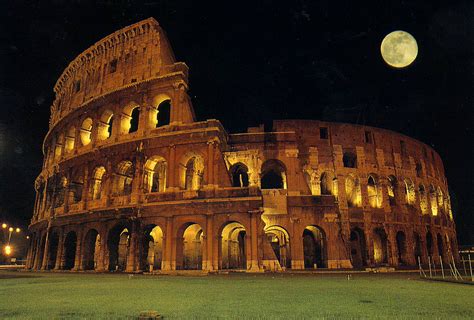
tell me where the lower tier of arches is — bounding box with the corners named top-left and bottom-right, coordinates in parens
top-left (26, 213), bottom-right (459, 272)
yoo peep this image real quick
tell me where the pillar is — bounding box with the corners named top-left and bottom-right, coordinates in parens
top-left (162, 217), bottom-right (174, 270)
top-left (168, 145), bottom-right (177, 190)
top-left (248, 210), bottom-right (262, 272)
top-left (72, 229), bottom-right (83, 271)
top-left (54, 230), bottom-right (64, 270)
top-left (40, 228), bottom-right (51, 270)
top-left (203, 215), bottom-right (214, 271)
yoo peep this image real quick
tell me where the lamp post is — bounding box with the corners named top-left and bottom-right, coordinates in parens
top-left (2, 223), bottom-right (22, 257)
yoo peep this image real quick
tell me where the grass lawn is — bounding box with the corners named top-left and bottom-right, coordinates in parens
top-left (0, 271), bottom-right (472, 319)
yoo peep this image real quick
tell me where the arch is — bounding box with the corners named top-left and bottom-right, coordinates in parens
top-left (80, 117), bottom-right (93, 146)
top-left (64, 126), bottom-right (76, 153)
top-left (437, 233), bottom-right (444, 258)
top-left (429, 185), bottom-right (438, 216)
top-left (396, 231), bottom-right (407, 265)
top-left (413, 232), bottom-right (423, 262)
top-left (112, 161), bottom-right (134, 196)
top-left (179, 153), bottom-right (204, 190)
top-left (120, 102), bottom-right (140, 134)
top-left (437, 187), bottom-right (444, 214)
top-left (345, 174), bottom-right (362, 207)
top-left (143, 156), bottom-right (167, 193)
top-left (426, 232), bottom-right (434, 256)
top-left (157, 99), bottom-right (171, 127)
top-left (419, 184), bottom-right (429, 214)
top-left (53, 133), bottom-right (64, 161)
top-left (63, 231), bottom-right (77, 270)
top-left (343, 151), bottom-right (357, 168)
top-left (176, 223), bottom-right (203, 270)
top-left (97, 109), bottom-right (114, 141)
top-left (404, 178), bottom-right (416, 205)
top-left (142, 225), bottom-right (164, 271)
top-left (373, 228), bottom-right (388, 264)
top-left (367, 174), bottom-right (382, 208)
top-left (229, 162), bottom-right (249, 188)
top-left (47, 231), bottom-right (60, 270)
top-left (220, 222), bottom-right (247, 270)
top-left (82, 229), bottom-right (100, 270)
top-left (90, 166), bottom-right (106, 200)
top-left (387, 175), bottom-right (397, 206)
top-left (53, 176), bottom-right (68, 208)
top-left (107, 224), bottom-right (130, 271)
top-left (350, 228), bottom-right (367, 268)
top-left (261, 159), bottom-right (287, 189)
top-left (320, 171), bottom-right (337, 196)
top-left (265, 225), bottom-right (291, 269)
top-left (69, 169), bottom-right (84, 204)
top-left (302, 225), bottom-right (327, 269)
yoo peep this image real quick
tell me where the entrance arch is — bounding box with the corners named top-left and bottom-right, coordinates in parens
top-left (142, 225), bottom-right (164, 271)
top-left (414, 232), bottom-right (422, 263)
top-left (437, 233), bottom-right (444, 258)
top-left (47, 232), bottom-right (60, 270)
top-left (82, 229), bottom-right (100, 270)
top-left (302, 226), bottom-right (326, 269)
top-left (220, 222), bottom-right (247, 270)
top-left (265, 225), bottom-right (291, 269)
top-left (350, 227), bottom-right (367, 268)
top-left (176, 223), bottom-right (203, 270)
top-left (426, 232), bottom-right (434, 257)
top-left (63, 231), bottom-right (77, 270)
top-left (373, 228), bottom-right (388, 265)
top-left (396, 231), bottom-right (407, 265)
top-left (107, 224), bottom-right (130, 271)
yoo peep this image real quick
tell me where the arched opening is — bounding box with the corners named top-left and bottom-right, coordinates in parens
top-left (367, 175), bottom-right (382, 208)
top-left (350, 228), bottom-right (367, 268)
top-left (419, 184), bottom-right (429, 214)
top-left (53, 133), bottom-right (64, 161)
top-left (387, 175), bottom-right (397, 206)
top-left (47, 232), bottom-right (59, 270)
top-left (265, 225), bottom-right (291, 269)
top-left (120, 103), bottom-right (140, 134)
top-left (90, 166), bottom-right (106, 200)
top-left (345, 175), bottom-right (362, 207)
top-left (343, 151), bottom-right (357, 168)
top-left (69, 170), bottom-right (83, 204)
top-left (302, 226), bottom-right (326, 269)
top-left (396, 231), bottom-right (407, 265)
top-left (429, 185), bottom-right (438, 216)
top-left (107, 225), bottom-right (130, 271)
top-left (65, 126), bottom-right (75, 153)
top-left (179, 154), bottom-right (204, 190)
top-left (97, 110), bottom-right (114, 141)
top-left (220, 222), bottom-right (247, 270)
top-left (53, 176), bottom-right (68, 208)
top-left (404, 178), bottom-right (416, 205)
top-left (176, 223), bottom-right (203, 270)
top-left (80, 117), bottom-right (93, 146)
top-left (437, 234), bottom-right (444, 258)
top-left (230, 163), bottom-right (249, 187)
top-left (142, 225), bottom-right (164, 272)
top-left (413, 232), bottom-right (422, 262)
top-left (437, 188), bottom-right (444, 214)
top-left (415, 162), bottom-right (422, 177)
top-left (261, 159), bottom-right (287, 189)
top-left (373, 228), bottom-right (388, 265)
top-left (63, 231), bottom-right (77, 270)
top-left (320, 171), bottom-right (337, 196)
top-left (157, 100), bottom-right (171, 127)
top-left (426, 232), bottom-right (434, 257)
top-left (143, 156), bottom-right (167, 193)
top-left (82, 229), bottom-right (100, 271)
top-left (113, 161), bottom-right (134, 196)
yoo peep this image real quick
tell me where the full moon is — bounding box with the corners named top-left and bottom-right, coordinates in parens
top-left (380, 30), bottom-right (418, 68)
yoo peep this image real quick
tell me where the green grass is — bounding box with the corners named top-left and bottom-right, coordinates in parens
top-left (0, 271), bottom-right (472, 319)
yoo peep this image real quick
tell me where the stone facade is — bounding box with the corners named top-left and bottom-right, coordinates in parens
top-left (27, 18), bottom-right (458, 273)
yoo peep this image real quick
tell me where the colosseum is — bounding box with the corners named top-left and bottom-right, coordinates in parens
top-left (27, 18), bottom-right (459, 273)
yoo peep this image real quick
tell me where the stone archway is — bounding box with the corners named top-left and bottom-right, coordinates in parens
top-left (176, 223), bottom-right (203, 270)
top-left (265, 225), bottom-right (291, 269)
top-left (302, 225), bottom-right (326, 269)
top-left (350, 227), bottom-right (367, 268)
top-left (220, 222), bottom-right (247, 270)
top-left (63, 231), bottom-right (77, 270)
top-left (107, 224), bottom-right (130, 271)
top-left (47, 232), bottom-right (60, 270)
top-left (142, 225), bottom-right (164, 272)
top-left (82, 229), bottom-right (100, 271)
top-left (396, 231), bottom-right (407, 265)
top-left (373, 228), bottom-right (388, 265)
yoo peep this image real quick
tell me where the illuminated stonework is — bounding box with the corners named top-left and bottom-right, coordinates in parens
top-left (27, 18), bottom-right (458, 272)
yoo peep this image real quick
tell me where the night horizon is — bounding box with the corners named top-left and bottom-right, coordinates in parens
top-left (0, 1), bottom-right (472, 245)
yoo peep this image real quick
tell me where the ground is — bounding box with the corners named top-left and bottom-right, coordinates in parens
top-left (0, 271), bottom-right (472, 319)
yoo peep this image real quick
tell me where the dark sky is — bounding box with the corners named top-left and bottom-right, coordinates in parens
top-left (0, 1), bottom-right (472, 244)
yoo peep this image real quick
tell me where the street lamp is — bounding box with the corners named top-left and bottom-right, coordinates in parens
top-left (1, 223), bottom-right (22, 258)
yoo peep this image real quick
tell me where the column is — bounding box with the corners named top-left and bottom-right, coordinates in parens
top-left (168, 145), bottom-right (177, 190)
top-left (72, 229), bottom-right (83, 271)
top-left (162, 217), bottom-right (174, 270)
top-left (206, 140), bottom-right (215, 187)
top-left (248, 210), bottom-right (262, 272)
top-left (54, 230), bottom-right (64, 270)
top-left (40, 228), bottom-right (51, 270)
top-left (126, 220), bottom-right (140, 272)
top-left (203, 215), bottom-right (214, 271)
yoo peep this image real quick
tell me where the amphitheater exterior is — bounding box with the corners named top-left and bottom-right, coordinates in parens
top-left (27, 18), bottom-right (459, 273)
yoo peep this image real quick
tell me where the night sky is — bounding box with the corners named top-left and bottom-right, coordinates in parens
top-left (0, 1), bottom-right (472, 244)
